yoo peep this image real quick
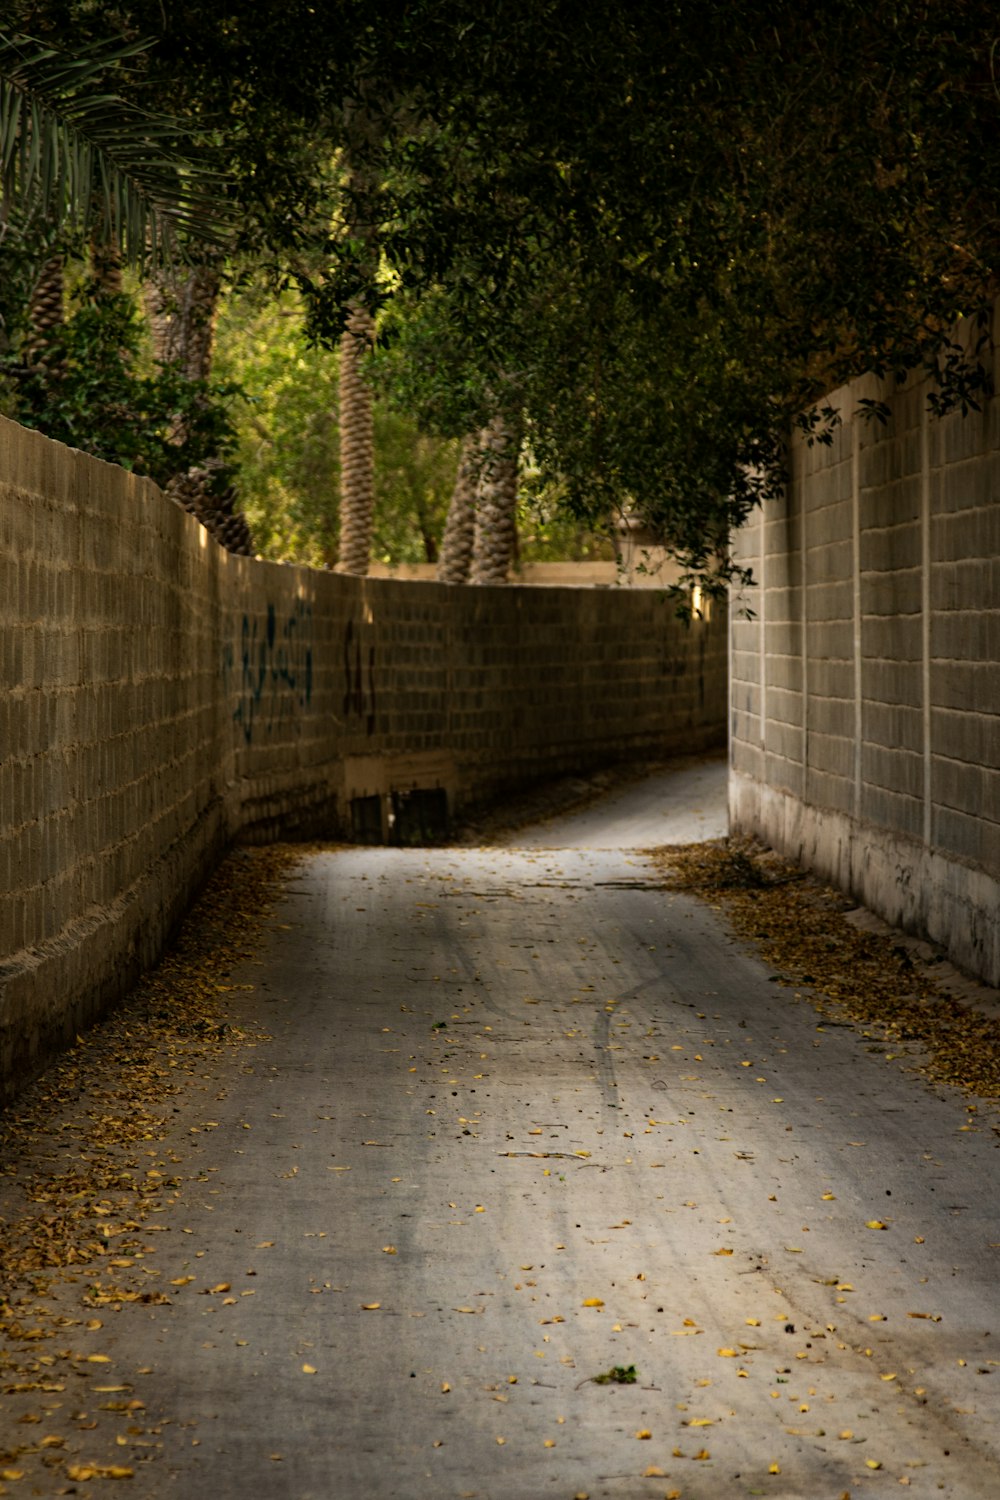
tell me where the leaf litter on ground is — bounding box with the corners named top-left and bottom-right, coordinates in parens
top-left (652, 837), bottom-right (1000, 1103)
top-left (0, 843), bottom-right (307, 1492)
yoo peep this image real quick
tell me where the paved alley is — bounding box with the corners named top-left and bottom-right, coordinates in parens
top-left (3, 774), bottom-right (999, 1499)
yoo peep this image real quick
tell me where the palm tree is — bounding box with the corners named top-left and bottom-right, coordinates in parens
top-left (0, 29), bottom-right (234, 263)
top-left (334, 87), bottom-right (383, 576)
top-left (436, 432), bottom-right (480, 583)
top-left (336, 300), bottom-right (376, 573)
top-left (1, 30), bottom-right (253, 550)
top-left (469, 414), bottom-right (519, 585)
top-left (146, 256), bottom-right (223, 379)
top-left (22, 247), bottom-right (64, 363)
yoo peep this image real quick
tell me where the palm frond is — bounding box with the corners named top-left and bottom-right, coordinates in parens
top-left (0, 30), bottom-right (237, 263)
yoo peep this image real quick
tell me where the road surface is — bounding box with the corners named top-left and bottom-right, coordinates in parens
top-left (498, 752), bottom-right (728, 848)
top-left (4, 774), bottom-right (999, 1499)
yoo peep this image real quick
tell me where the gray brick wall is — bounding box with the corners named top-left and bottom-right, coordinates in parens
top-left (1, 417), bottom-right (726, 1096)
top-left (731, 333), bottom-right (1000, 985)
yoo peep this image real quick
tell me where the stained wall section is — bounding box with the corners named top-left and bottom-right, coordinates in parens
top-left (1, 418), bottom-right (725, 1096)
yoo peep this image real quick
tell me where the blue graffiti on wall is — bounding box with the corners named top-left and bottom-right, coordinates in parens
top-left (223, 598), bottom-right (314, 745)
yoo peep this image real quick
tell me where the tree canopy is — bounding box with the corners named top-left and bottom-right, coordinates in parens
top-left (4, 2), bottom-right (998, 585)
top-left (302, 1), bottom-right (1000, 586)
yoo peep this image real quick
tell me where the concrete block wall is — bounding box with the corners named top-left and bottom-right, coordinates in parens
top-left (0, 424), bottom-right (233, 1104)
top-left (731, 337), bottom-right (1000, 985)
top-left (1, 417), bottom-right (726, 1097)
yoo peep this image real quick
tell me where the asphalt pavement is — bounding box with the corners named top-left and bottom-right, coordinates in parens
top-left (6, 765), bottom-right (1000, 1499)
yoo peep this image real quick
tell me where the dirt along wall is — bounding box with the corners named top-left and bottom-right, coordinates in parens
top-left (0, 417), bottom-right (726, 1098)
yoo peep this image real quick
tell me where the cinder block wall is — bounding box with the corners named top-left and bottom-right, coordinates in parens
top-left (730, 344), bottom-right (1000, 985)
top-left (1, 417), bottom-right (726, 1096)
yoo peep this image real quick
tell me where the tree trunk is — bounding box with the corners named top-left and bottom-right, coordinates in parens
top-left (146, 260), bottom-right (221, 381)
top-left (24, 253), bottom-right (65, 365)
top-left (470, 415), bottom-right (519, 585)
top-left (336, 302), bottom-right (376, 575)
top-left (89, 235), bottom-right (123, 299)
top-left (333, 85), bottom-right (383, 577)
top-left (149, 258), bottom-right (253, 557)
top-left (436, 433), bottom-right (480, 583)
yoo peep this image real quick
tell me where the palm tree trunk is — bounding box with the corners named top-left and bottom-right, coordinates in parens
top-left (470, 415), bottom-right (519, 585)
top-left (336, 301), bottom-right (376, 574)
top-left (90, 235), bottom-right (123, 298)
top-left (436, 433), bottom-right (480, 583)
top-left (24, 253), bottom-right (65, 365)
top-left (145, 259), bottom-right (220, 380)
top-left (148, 257), bottom-right (253, 557)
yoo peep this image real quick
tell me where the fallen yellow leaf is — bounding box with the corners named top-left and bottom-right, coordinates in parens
top-left (302, 1364), bottom-right (317, 1374)
top-left (643, 1465), bottom-right (665, 1477)
top-left (635, 1428), bottom-right (652, 1439)
top-left (866, 1220), bottom-right (888, 1231)
top-left (582, 1297), bottom-right (605, 1308)
top-left (66, 1466), bottom-right (133, 1482)
top-left (361, 1302), bottom-right (381, 1310)
top-left (717, 1348), bottom-right (738, 1357)
top-left (769, 1463), bottom-right (781, 1474)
